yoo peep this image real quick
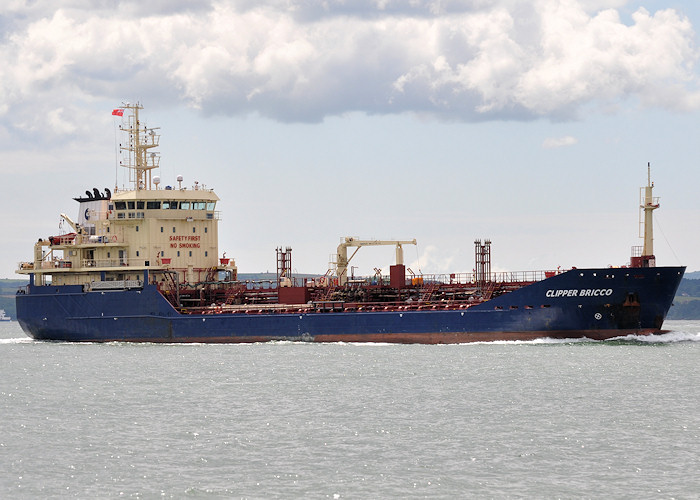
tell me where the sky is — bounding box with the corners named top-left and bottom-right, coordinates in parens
top-left (1, 0), bottom-right (700, 279)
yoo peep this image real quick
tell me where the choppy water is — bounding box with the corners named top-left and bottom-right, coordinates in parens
top-left (1, 321), bottom-right (699, 499)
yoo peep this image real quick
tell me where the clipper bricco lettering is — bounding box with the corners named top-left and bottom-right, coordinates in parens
top-left (545, 289), bottom-right (614, 298)
top-left (169, 235), bottom-right (201, 248)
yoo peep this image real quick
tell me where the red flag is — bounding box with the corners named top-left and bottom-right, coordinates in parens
top-left (112, 109), bottom-right (124, 116)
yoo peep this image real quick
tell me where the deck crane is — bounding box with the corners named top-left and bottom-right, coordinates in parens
top-left (335, 237), bottom-right (417, 286)
top-left (60, 213), bottom-right (80, 233)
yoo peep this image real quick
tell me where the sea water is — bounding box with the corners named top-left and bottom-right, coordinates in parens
top-left (1, 321), bottom-right (699, 499)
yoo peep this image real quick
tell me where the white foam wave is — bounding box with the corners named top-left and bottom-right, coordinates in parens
top-left (610, 331), bottom-right (700, 343)
top-left (0, 337), bottom-right (36, 344)
top-left (455, 337), bottom-right (593, 346)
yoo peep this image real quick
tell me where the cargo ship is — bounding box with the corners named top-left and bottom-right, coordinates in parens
top-left (15, 104), bottom-right (684, 343)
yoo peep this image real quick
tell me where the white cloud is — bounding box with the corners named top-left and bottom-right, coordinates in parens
top-left (542, 135), bottom-right (578, 148)
top-left (0, 0), bottom-right (699, 141)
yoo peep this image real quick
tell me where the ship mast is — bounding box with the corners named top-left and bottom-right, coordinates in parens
top-left (118, 103), bottom-right (161, 190)
top-left (632, 163), bottom-right (659, 268)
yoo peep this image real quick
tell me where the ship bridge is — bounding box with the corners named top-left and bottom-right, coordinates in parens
top-left (16, 103), bottom-right (235, 287)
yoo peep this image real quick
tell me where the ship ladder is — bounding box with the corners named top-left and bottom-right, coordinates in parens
top-left (319, 285), bottom-right (336, 301)
top-left (482, 281), bottom-right (497, 301)
top-left (420, 282), bottom-right (440, 302)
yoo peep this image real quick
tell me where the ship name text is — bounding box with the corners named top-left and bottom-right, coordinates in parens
top-left (545, 288), bottom-right (613, 298)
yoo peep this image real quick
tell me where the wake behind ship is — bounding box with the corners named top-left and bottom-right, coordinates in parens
top-left (15, 104), bottom-right (684, 343)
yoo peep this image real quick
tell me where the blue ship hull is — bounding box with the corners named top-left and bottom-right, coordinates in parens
top-left (16, 266), bottom-right (685, 343)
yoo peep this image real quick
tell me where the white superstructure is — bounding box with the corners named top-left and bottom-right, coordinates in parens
top-left (17, 103), bottom-right (237, 287)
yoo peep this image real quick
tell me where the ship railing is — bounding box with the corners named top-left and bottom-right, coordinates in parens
top-left (88, 280), bottom-right (143, 291)
top-left (107, 210), bottom-right (221, 221)
top-left (81, 258), bottom-right (153, 268)
top-left (412, 269), bottom-right (566, 285)
top-left (83, 259), bottom-right (118, 268)
top-left (331, 269), bottom-right (565, 287)
top-left (51, 233), bottom-right (123, 246)
top-left (73, 234), bottom-right (122, 245)
top-left (19, 257), bottom-right (160, 269)
top-left (490, 270), bottom-right (565, 283)
top-left (182, 299), bottom-right (487, 316)
top-left (17, 259), bottom-right (75, 271)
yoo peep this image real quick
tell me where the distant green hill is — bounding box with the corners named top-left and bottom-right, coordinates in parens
top-left (668, 275), bottom-right (700, 319)
top-left (0, 279), bottom-right (28, 319)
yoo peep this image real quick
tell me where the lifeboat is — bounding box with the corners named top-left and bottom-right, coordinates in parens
top-left (48, 233), bottom-right (76, 245)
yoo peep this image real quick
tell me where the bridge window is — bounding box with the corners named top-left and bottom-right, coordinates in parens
top-left (114, 201), bottom-right (127, 210)
top-left (180, 202), bottom-right (191, 210)
top-left (147, 201), bottom-right (160, 209)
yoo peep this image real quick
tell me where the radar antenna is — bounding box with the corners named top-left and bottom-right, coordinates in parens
top-left (117, 103), bottom-right (161, 190)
